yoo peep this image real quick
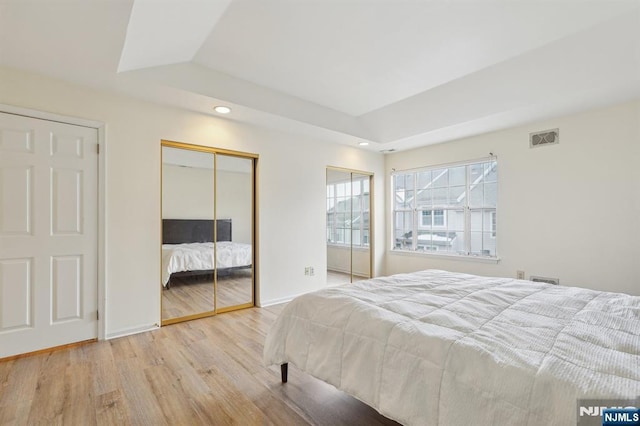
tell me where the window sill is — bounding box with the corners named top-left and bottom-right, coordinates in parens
top-left (389, 249), bottom-right (500, 264)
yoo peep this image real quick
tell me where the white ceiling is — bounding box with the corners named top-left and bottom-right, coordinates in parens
top-left (1, 0), bottom-right (639, 152)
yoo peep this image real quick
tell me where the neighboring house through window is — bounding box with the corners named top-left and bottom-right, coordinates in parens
top-left (421, 209), bottom-right (445, 228)
top-left (490, 211), bottom-right (497, 238)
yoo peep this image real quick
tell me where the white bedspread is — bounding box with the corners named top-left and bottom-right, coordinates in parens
top-left (264, 270), bottom-right (640, 426)
top-left (161, 242), bottom-right (252, 286)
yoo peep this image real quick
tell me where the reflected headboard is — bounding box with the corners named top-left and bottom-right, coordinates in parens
top-left (162, 219), bottom-right (232, 244)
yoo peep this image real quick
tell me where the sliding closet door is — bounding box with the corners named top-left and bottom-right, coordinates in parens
top-left (326, 168), bottom-right (373, 285)
top-left (161, 141), bottom-right (257, 325)
top-left (161, 146), bottom-right (215, 323)
top-left (214, 154), bottom-right (254, 312)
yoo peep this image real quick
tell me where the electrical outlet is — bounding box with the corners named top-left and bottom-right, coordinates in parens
top-left (309, 267), bottom-right (315, 276)
top-left (304, 267), bottom-right (310, 276)
top-left (517, 270), bottom-right (525, 280)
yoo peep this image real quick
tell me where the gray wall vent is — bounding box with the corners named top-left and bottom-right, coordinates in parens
top-left (530, 276), bottom-right (560, 285)
top-left (530, 128), bottom-right (559, 148)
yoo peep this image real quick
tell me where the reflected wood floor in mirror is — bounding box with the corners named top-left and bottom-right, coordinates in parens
top-left (162, 269), bottom-right (253, 320)
top-left (0, 304), bottom-right (399, 425)
top-left (327, 270), bottom-right (369, 286)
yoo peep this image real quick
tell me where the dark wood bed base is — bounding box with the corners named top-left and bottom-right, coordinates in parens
top-left (281, 363), bottom-right (288, 383)
top-left (168, 265), bottom-right (249, 278)
top-left (163, 218), bottom-right (248, 289)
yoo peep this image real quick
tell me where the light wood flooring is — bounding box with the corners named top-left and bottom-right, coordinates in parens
top-left (162, 269), bottom-right (253, 320)
top-left (0, 304), bottom-right (400, 426)
top-left (163, 270), bottom-right (365, 321)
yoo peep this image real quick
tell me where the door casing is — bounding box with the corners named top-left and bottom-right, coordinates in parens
top-left (0, 105), bottom-right (106, 357)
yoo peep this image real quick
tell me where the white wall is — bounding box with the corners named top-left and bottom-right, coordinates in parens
top-left (385, 100), bottom-right (640, 296)
top-left (162, 166), bottom-right (252, 244)
top-left (216, 170), bottom-right (252, 245)
top-left (0, 65), bottom-right (385, 337)
top-left (162, 164), bottom-right (214, 220)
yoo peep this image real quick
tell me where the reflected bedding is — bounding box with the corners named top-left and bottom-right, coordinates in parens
top-left (161, 241), bottom-right (252, 286)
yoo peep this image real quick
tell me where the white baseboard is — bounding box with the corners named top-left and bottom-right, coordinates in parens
top-left (106, 323), bottom-right (160, 340)
top-left (259, 292), bottom-right (308, 307)
top-left (328, 268), bottom-right (370, 277)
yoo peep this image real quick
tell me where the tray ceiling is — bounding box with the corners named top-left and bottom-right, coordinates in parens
top-left (1, 0), bottom-right (639, 151)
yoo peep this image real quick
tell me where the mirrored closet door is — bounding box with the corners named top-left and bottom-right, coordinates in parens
top-left (215, 154), bottom-right (254, 312)
top-left (161, 141), bottom-right (257, 325)
top-left (326, 167), bottom-right (373, 285)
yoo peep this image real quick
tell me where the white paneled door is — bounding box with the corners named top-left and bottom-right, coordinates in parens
top-left (0, 112), bottom-right (98, 358)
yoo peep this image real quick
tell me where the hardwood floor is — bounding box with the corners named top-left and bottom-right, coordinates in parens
top-left (162, 269), bottom-right (253, 320)
top-left (0, 304), bottom-right (400, 426)
top-left (216, 269), bottom-right (253, 308)
top-left (326, 270), bottom-right (369, 286)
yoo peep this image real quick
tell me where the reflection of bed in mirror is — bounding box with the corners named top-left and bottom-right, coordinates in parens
top-left (162, 218), bottom-right (252, 289)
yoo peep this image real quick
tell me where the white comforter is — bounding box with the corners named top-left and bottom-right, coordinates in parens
top-left (161, 242), bottom-right (252, 286)
top-left (264, 270), bottom-right (640, 426)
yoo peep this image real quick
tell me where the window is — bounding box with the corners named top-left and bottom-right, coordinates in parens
top-left (327, 176), bottom-right (370, 247)
top-left (421, 209), bottom-right (445, 227)
top-left (392, 158), bottom-right (497, 258)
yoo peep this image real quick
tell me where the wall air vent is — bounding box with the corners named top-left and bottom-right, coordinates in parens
top-left (530, 276), bottom-right (559, 285)
top-left (529, 128), bottom-right (559, 148)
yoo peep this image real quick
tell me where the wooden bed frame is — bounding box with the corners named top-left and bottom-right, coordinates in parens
top-left (162, 218), bottom-right (249, 288)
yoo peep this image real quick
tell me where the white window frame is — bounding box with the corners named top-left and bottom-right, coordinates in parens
top-left (391, 158), bottom-right (498, 260)
top-left (420, 209), bottom-right (446, 228)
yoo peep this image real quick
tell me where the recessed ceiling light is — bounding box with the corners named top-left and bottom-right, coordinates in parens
top-left (359, 142), bottom-right (369, 146)
top-left (214, 106), bottom-right (231, 114)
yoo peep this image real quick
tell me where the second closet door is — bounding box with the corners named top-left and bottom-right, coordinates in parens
top-left (326, 168), bottom-right (372, 284)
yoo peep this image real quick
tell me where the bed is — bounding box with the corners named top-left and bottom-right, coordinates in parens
top-left (264, 269), bottom-right (640, 426)
top-left (161, 219), bottom-right (252, 288)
